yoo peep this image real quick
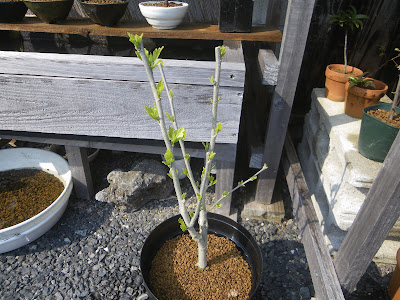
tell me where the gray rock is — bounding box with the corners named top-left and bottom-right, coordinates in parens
top-left (95, 159), bottom-right (173, 209)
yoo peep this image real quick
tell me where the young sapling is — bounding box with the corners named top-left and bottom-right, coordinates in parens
top-left (128, 33), bottom-right (267, 270)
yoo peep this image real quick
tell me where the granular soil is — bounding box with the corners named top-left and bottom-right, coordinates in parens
top-left (141, 1), bottom-right (182, 7)
top-left (149, 233), bottom-right (252, 300)
top-left (82, 0), bottom-right (126, 4)
top-left (331, 67), bottom-right (360, 75)
top-left (367, 109), bottom-right (400, 128)
top-left (0, 168), bottom-right (64, 229)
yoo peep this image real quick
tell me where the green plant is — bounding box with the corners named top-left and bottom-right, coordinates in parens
top-left (347, 72), bottom-right (376, 89)
top-left (128, 33), bottom-right (267, 270)
top-left (389, 48), bottom-right (400, 120)
top-left (329, 5), bottom-right (368, 74)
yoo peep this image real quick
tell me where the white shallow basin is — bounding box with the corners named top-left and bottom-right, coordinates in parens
top-left (139, 1), bottom-right (189, 29)
top-left (0, 148), bottom-right (72, 253)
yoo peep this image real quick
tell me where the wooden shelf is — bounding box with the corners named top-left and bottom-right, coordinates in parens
top-left (0, 17), bottom-right (282, 42)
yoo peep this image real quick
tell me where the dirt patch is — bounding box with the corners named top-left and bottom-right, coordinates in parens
top-left (367, 109), bottom-right (400, 128)
top-left (331, 67), bottom-right (360, 75)
top-left (82, 0), bottom-right (126, 4)
top-left (150, 233), bottom-right (252, 300)
top-left (141, 1), bottom-right (183, 7)
top-left (0, 168), bottom-right (64, 229)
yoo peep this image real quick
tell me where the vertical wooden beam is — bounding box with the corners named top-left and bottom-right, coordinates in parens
top-left (283, 135), bottom-right (345, 300)
top-left (214, 159), bottom-right (236, 217)
top-left (334, 133), bottom-right (400, 293)
top-left (255, 0), bottom-right (315, 204)
top-left (65, 146), bottom-right (94, 200)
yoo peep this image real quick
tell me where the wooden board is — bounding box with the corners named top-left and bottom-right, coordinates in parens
top-left (0, 51), bottom-right (244, 144)
top-left (283, 134), bottom-right (345, 300)
top-left (0, 18), bottom-right (282, 42)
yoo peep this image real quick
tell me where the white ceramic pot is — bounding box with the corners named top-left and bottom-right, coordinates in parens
top-left (0, 148), bottom-right (73, 253)
top-left (139, 1), bottom-right (189, 30)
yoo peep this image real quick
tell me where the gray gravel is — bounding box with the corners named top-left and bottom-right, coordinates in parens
top-left (0, 150), bottom-right (394, 299)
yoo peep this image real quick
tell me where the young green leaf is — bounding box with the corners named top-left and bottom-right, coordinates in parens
top-left (167, 169), bottom-right (173, 179)
top-left (156, 79), bottom-right (164, 98)
top-left (202, 142), bottom-right (209, 151)
top-left (196, 193), bottom-right (202, 201)
top-left (182, 168), bottom-right (189, 177)
top-left (169, 89), bottom-right (174, 99)
top-left (209, 151), bottom-right (216, 161)
top-left (165, 112), bottom-right (175, 123)
top-left (184, 154), bottom-right (190, 161)
top-left (217, 96), bottom-right (221, 102)
top-left (178, 217), bottom-right (187, 232)
top-left (215, 203), bottom-right (222, 209)
top-left (237, 180), bottom-right (245, 187)
top-left (181, 192), bottom-right (187, 199)
top-left (250, 176), bottom-right (257, 181)
top-left (208, 75), bottom-right (214, 84)
top-left (163, 149), bottom-right (174, 166)
top-left (201, 167), bottom-right (206, 178)
top-left (127, 33), bottom-right (143, 51)
top-left (215, 123), bottom-right (223, 134)
top-left (208, 175), bottom-right (216, 186)
top-left (196, 181), bottom-right (200, 187)
top-left (220, 46), bottom-right (227, 58)
top-left (145, 105), bottom-right (159, 121)
top-left (147, 46), bottom-right (164, 70)
top-left (189, 211), bottom-right (195, 218)
top-left (222, 191), bottom-right (230, 198)
top-left (262, 163), bottom-right (268, 169)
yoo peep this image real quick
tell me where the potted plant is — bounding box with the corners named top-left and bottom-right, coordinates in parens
top-left (128, 33), bottom-right (266, 299)
top-left (344, 72), bottom-right (388, 118)
top-left (23, 0), bottom-right (74, 24)
top-left (219, 0), bottom-right (254, 33)
top-left (0, 0), bottom-right (28, 23)
top-left (138, 0), bottom-right (189, 30)
top-left (325, 5), bottom-right (367, 101)
top-left (358, 48), bottom-right (400, 162)
top-left (79, 0), bottom-right (128, 27)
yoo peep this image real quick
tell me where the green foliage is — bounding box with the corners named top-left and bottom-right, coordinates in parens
top-left (178, 217), bottom-right (187, 232)
top-left (181, 192), bottom-right (187, 199)
top-left (196, 193), bottom-right (202, 201)
top-left (168, 126), bottom-right (186, 146)
top-left (348, 73), bottom-right (376, 89)
top-left (163, 149), bottom-right (174, 166)
top-left (128, 33), bottom-right (142, 51)
top-left (184, 154), bottom-right (190, 161)
top-left (208, 75), bottom-right (214, 85)
top-left (167, 169), bottom-right (173, 179)
top-left (215, 123), bottom-right (223, 134)
top-left (169, 89), bottom-right (174, 99)
top-left (209, 151), bottom-right (216, 161)
top-left (156, 80), bottom-right (164, 98)
top-left (202, 142), bottom-right (209, 151)
top-left (222, 191), bottom-right (230, 198)
top-left (165, 112), bottom-right (175, 123)
top-left (129, 33), bottom-right (164, 70)
top-left (182, 168), bottom-right (189, 177)
top-left (215, 203), bottom-right (222, 209)
top-left (220, 46), bottom-right (227, 58)
top-left (208, 175), bottom-right (217, 186)
top-left (329, 5), bottom-right (368, 31)
top-left (237, 180), bottom-right (245, 187)
top-left (145, 104), bottom-right (159, 121)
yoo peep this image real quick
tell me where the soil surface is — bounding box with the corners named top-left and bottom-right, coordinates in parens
top-left (150, 234), bottom-right (252, 300)
top-left (141, 2), bottom-right (183, 7)
top-left (0, 0), bottom-right (23, 2)
top-left (82, 0), bottom-right (126, 4)
top-left (331, 67), bottom-right (360, 75)
top-left (0, 168), bottom-right (64, 229)
top-left (368, 109), bottom-right (400, 128)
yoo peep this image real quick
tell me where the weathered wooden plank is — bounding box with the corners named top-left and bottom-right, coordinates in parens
top-left (258, 49), bottom-right (279, 86)
top-left (282, 134), bottom-right (344, 300)
top-left (0, 51), bottom-right (245, 88)
top-left (333, 133), bottom-right (400, 293)
top-left (255, 0), bottom-right (315, 204)
top-left (64, 146), bottom-right (94, 200)
top-left (0, 139), bottom-right (11, 148)
top-left (0, 18), bottom-right (282, 42)
top-left (0, 132), bottom-right (237, 162)
top-left (0, 75), bottom-right (242, 144)
top-left (214, 159), bottom-right (236, 217)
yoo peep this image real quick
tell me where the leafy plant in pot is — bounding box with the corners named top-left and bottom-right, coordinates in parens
top-left (325, 5), bottom-right (367, 102)
top-left (358, 48), bottom-right (400, 162)
top-left (128, 33), bottom-right (266, 299)
top-left (139, 0), bottom-right (189, 30)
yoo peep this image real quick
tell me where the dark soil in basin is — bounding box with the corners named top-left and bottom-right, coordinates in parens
top-left (367, 109), bottom-right (400, 128)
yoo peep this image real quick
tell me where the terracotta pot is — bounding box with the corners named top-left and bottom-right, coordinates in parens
top-left (344, 78), bottom-right (388, 119)
top-left (388, 248), bottom-right (400, 299)
top-left (325, 64), bottom-right (363, 102)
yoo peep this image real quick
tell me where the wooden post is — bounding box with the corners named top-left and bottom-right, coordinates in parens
top-left (214, 159), bottom-right (236, 218)
top-left (65, 146), bottom-right (94, 200)
top-left (255, 0), bottom-right (315, 204)
top-left (283, 135), bottom-right (345, 300)
top-left (334, 133), bottom-right (400, 293)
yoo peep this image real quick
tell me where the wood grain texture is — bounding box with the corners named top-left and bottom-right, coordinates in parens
top-left (283, 135), bottom-right (344, 300)
top-left (0, 18), bottom-right (282, 42)
top-left (333, 133), bottom-right (400, 293)
top-left (0, 51), bottom-right (246, 88)
top-left (255, 0), bottom-right (315, 204)
top-left (214, 159), bottom-right (236, 217)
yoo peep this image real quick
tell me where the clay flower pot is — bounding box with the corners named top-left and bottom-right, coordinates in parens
top-left (24, 0), bottom-right (74, 23)
top-left (344, 78), bottom-right (388, 119)
top-left (0, 0), bottom-right (28, 22)
top-left (389, 248), bottom-right (400, 299)
top-left (325, 64), bottom-right (363, 102)
top-left (139, 1), bottom-right (189, 30)
top-left (80, 0), bottom-right (128, 27)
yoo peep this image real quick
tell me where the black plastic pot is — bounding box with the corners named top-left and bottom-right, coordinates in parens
top-left (80, 0), bottom-right (128, 27)
top-left (140, 212), bottom-right (263, 300)
top-left (0, 1), bottom-right (28, 22)
top-left (23, 0), bottom-right (74, 24)
top-left (358, 103), bottom-right (400, 162)
top-left (219, 0), bottom-right (253, 33)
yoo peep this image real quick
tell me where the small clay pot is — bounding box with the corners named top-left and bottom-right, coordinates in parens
top-left (0, 1), bottom-right (28, 22)
top-left (388, 248), bottom-right (400, 299)
top-left (344, 78), bottom-right (388, 119)
top-left (80, 0), bottom-right (128, 27)
top-left (23, 0), bottom-right (74, 24)
top-left (325, 64), bottom-right (363, 102)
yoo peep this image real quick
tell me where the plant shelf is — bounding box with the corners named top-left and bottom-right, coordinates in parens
top-left (0, 17), bottom-right (282, 41)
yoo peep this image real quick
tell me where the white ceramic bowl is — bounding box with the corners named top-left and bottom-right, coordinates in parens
top-left (139, 1), bottom-right (189, 29)
top-left (0, 148), bottom-right (72, 253)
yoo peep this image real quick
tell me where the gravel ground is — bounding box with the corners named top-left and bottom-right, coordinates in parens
top-left (0, 149), bottom-right (395, 299)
